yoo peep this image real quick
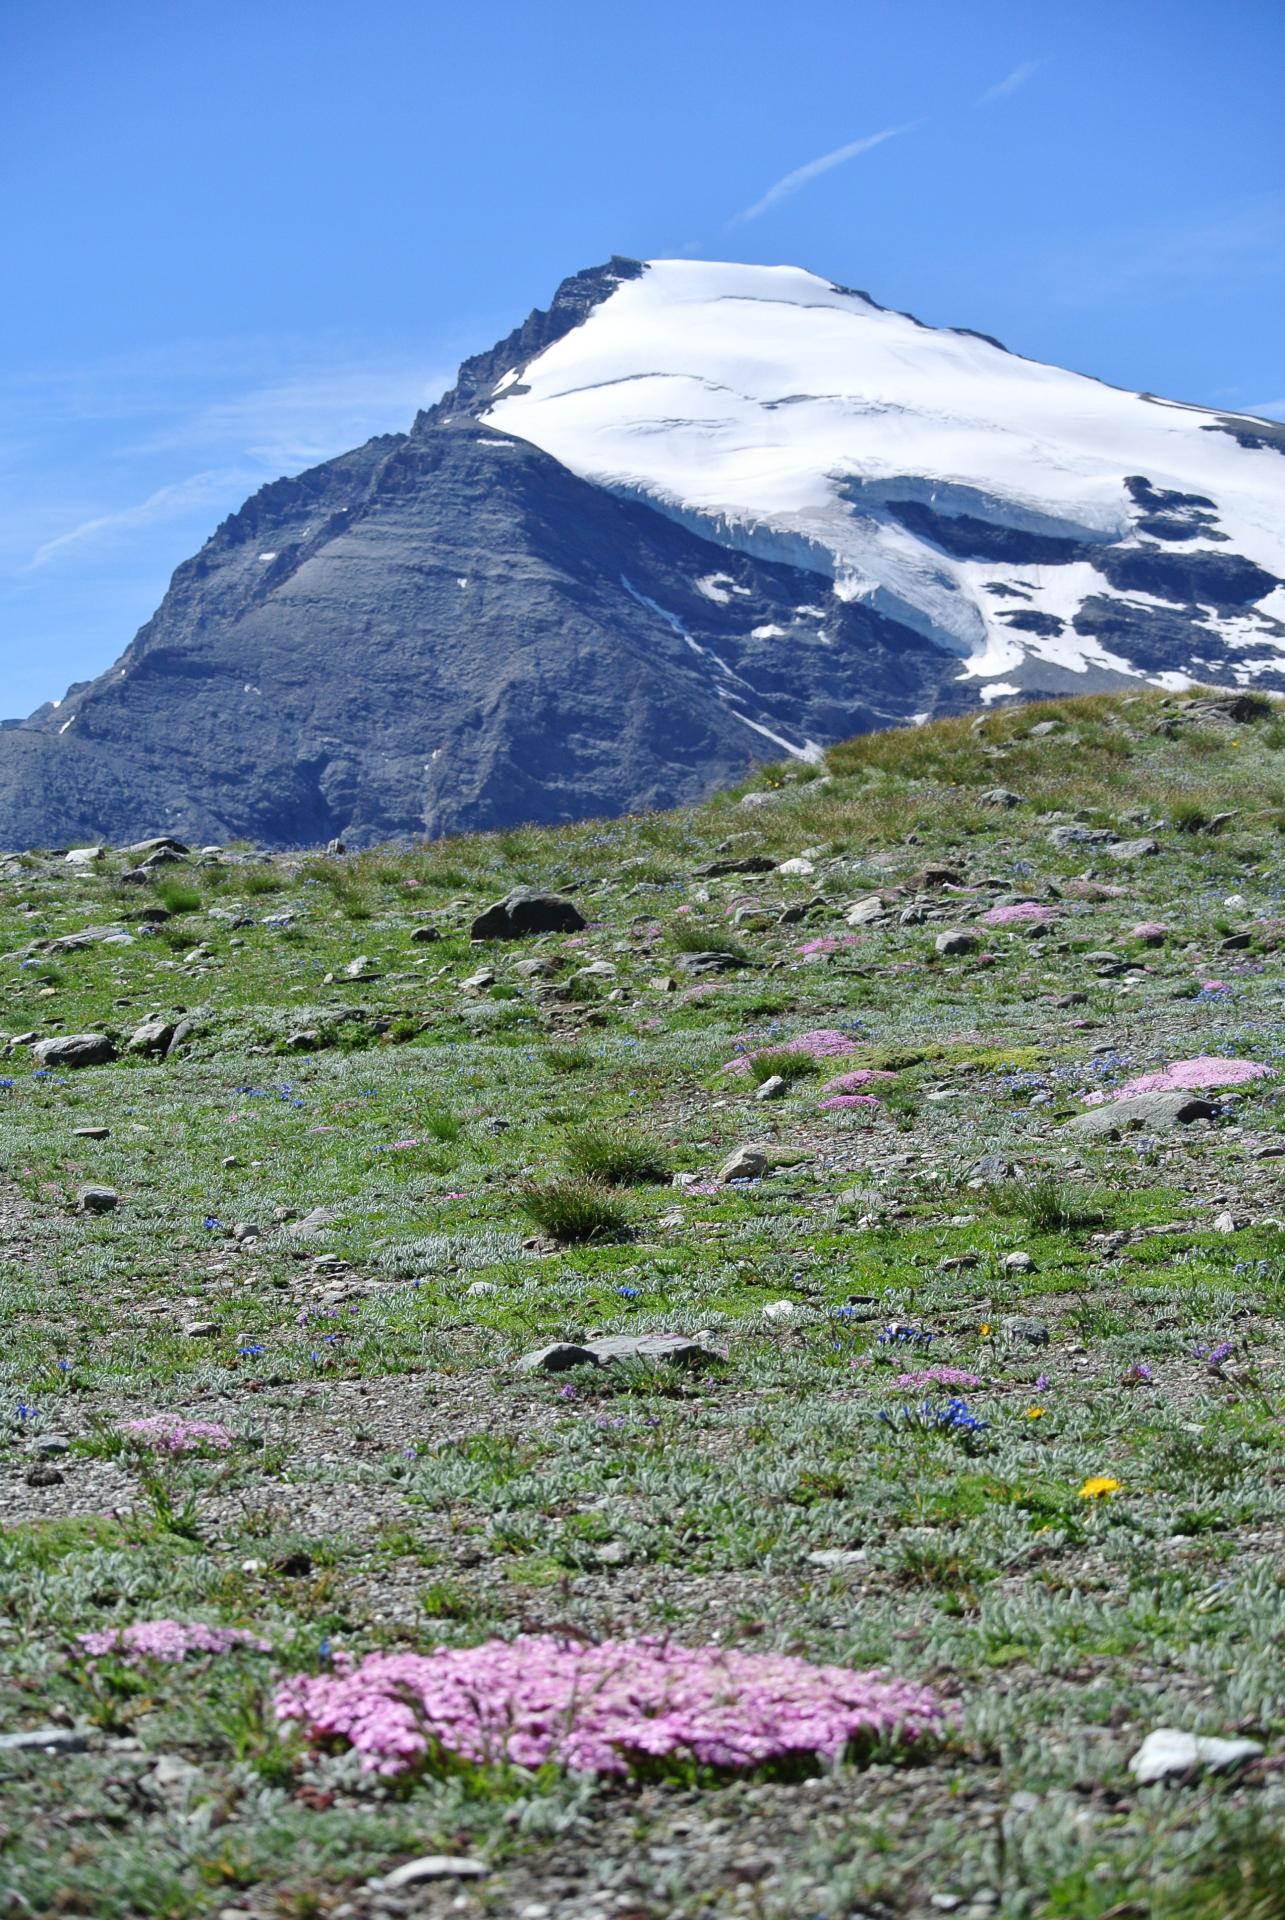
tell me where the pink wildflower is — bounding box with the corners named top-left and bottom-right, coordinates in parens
top-left (980, 903), bottom-right (1053, 926)
top-left (723, 1029), bottom-right (857, 1076)
top-left (118, 1415), bottom-right (233, 1454)
top-left (78, 1620), bottom-right (269, 1664)
top-left (821, 1069), bottom-right (896, 1094)
top-left (274, 1635), bottom-right (949, 1778)
top-left (1084, 1057), bottom-right (1269, 1104)
top-left (819, 1094), bottom-right (881, 1111)
top-left (796, 935), bottom-right (862, 957)
top-left (1131, 922), bottom-right (1168, 943)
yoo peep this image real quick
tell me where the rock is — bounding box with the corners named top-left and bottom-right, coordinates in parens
top-left (286, 1029), bottom-right (320, 1050)
top-left (164, 1019), bottom-right (195, 1059)
top-left (717, 1143), bottom-right (770, 1183)
top-left (1047, 825), bottom-right (1112, 849)
top-left (182, 1320), bottom-right (218, 1338)
top-left (584, 1333), bottom-right (721, 1366)
top-left (32, 1033), bottom-right (115, 1069)
top-left (344, 954), bottom-right (375, 979)
top-left (1107, 836), bottom-right (1159, 861)
top-left (699, 855), bottom-right (775, 876)
top-left (410, 925), bottom-right (441, 942)
top-left (1212, 1210), bottom-right (1237, 1233)
top-left (762, 1299), bottom-right (798, 1321)
top-left (377, 1857), bottom-right (490, 1891)
top-left (979, 788), bottom-right (1024, 808)
top-left (755, 1074), bottom-right (786, 1101)
top-left (775, 856), bottom-right (815, 876)
top-left (936, 929), bottom-right (979, 956)
top-left (460, 968), bottom-right (496, 993)
top-left (1000, 1314), bottom-right (1049, 1346)
top-left (72, 1126), bottom-right (110, 1140)
top-left (291, 1207), bottom-right (337, 1239)
top-left (124, 836), bottom-right (190, 857)
top-left (572, 959), bottom-right (617, 980)
top-left (675, 949), bottom-right (745, 974)
top-left (232, 1223), bottom-right (262, 1244)
top-left (845, 894), bottom-right (887, 926)
top-left (1066, 1092), bottom-right (1218, 1137)
top-left (75, 1184), bottom-right (119, 1215)
top-left (0, 1726), bottom-right (91, 1754)
top-left (147, 1753), bottom-right (205, 1802)
top-left (326, 837), bottom-right (347, 856)
top-left (1128, 1729), bottom-right (1263, 1785)
top-left (25, 1464), bottom-right (64, 1487)
top-left (33, 1432), bottom-right (70, 1455)
top-left (64, 846), bottom-right (104, 867)
top-left (127, 1016), bottom-right (176, 1054)
top-left (515, 1342), bottom-right (599, 1374)
top-left (471, 891), bottom-right (586, 939)
top-left (807, 1548), bottom-right (868, 1573)
top-left (908, 864), bottom-right (963, 888)
top-left (1001, 1251), bottom-right (1035, 1274)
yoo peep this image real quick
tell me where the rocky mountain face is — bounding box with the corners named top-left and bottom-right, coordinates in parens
top-left (3, 257), bottom-right (1283, 850)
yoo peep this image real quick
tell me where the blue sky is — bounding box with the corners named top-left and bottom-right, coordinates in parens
top-left (2, 0), bottom-right (1282, 717)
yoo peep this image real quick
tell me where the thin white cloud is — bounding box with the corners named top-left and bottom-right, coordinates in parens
top-left (28, 468), bottom-right (257, 568)
top-left (729, 124), bottom-right (913, 226)
top-left (1249, 397), bottom-right (1285, 420)
top-left (977, 61), bottom-right (1040, 105)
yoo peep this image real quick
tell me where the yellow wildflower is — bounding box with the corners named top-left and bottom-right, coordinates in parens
top-left (980, 1323), bottom-right (991, 1337)
top-left (1078, 1475), bottom-right (1121, 1500)
top-left (1026, 1407), bottom-right (1045, 1419)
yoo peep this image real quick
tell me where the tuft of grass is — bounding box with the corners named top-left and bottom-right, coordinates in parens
top-left (518, 1176), bottom-right (633, 1243)
top-left (544, 1044), bottom-right (593, 1074)
top-left (154, 879), bottom-right (203, 914)
top-left (563, 1125), bottom-right (671, 1185)
top-left (746, 1049), bottom-right (820, 1087)
top-left (670, 926), bottom-right (750, 961)
top-left (996, 1174), bottom-right (1106, 1234)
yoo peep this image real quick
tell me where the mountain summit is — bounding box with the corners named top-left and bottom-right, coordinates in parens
top-left (4, 258), bottom-right (1283, 849)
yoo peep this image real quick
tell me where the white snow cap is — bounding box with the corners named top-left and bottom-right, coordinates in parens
top-left (485, 260), bottom-right (1285, 688)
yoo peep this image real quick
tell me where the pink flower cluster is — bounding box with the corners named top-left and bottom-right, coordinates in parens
top-left (118, 1415), bottom-right (233, 1454)
top-left (78, 1620), bottom-right (269, 1664)
top-left (274, 1635), bottom-right (948, 1778)
top-left (822, 1069), bottom-right (895, 1094)
top-left (820, 1094), bottom-right (882, 1111)
top-left (796, 935), bottom-right (862, 957)
top-left (980, 903), bottom-right (1053, 926)
top-left (894, 1368), bottom-right (983, 1390)
top-left (1082, 1056), bottom-right (1269, 1105)
top-left (723, 1029), bottom-right (858, 1076)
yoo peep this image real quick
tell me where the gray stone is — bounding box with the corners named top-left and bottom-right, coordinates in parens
top-left (164, 1018), bottom-right (195, 1058)
top-left (1066, 1092), bottom-right (1218, 1138)
top-left (585, 1332), bottom-right (720, 1366)
top-left (515, 1342), bottom-right (599, 1374)
top-left (128, 1016), bottom-right (177, 1054)
top-left (32, 1033), bottom-right (115, 1069)
top-left (845, 894), bottom-right (887, 926)
top-left (471, 891), bottom-right (586, 939)
top-left (182, 1320), bottom-right (219, 1338)
top-left (0, 1725), bottom-right (91, 1754)
top-left (1000, 1314), bottom-right (1049, 1346)
top-left (1107, 836), bottom-right (1160, 860)
top-left (1047, 825), bottom-right (1112, 849)
top-left (755, 1074), bottom-right (786, 1101)
top-left (1128, 1728), bottom-right (1263, 1785)
top-left (675, 949), bottom-right (745, 974)
top-left (1001, 1251), bottom-right (1035, 1274)
top-left (286, 1029), bottom-right (321, 1050)
top-left (935, 928), bottom-right (979, 956)
top-left (717, 1143), bottom-right (770, 1183)
top-left (460, 968), bottom-right (496, 993)
top-left (344, 954), bottom-right (375, 979)
top-left (124, 836), bottom-right (190, 857)
top-left (33, 1433), bottom-right (70, 1455)
top-left (72, 1126), bottom-right (110, 1140)
top-left (410, 924), bottom-right (441, 942)
top-left (75, 1184), bottom-right (119, 1215)
top-left (377, 1856), bottom-right (490, 1891)
top-left (979, 788), bottom-right (1024, 808)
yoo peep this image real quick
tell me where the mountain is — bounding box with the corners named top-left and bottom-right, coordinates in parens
top-left (4, 257), bottom-right (1283, 850)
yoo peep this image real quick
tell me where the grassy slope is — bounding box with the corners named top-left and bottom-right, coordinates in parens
top-left (0, 687), bottom-right (1283, 1920)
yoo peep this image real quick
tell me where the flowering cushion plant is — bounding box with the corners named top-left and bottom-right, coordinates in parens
top-left (274, 1634), bottom-right (949, 1779)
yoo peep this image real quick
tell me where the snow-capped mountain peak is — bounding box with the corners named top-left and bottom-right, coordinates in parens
top-left (484, 258), bottom-right (1285, 696)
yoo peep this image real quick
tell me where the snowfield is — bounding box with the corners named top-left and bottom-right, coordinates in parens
top-left (484, 260), bottom-right (1285, 688)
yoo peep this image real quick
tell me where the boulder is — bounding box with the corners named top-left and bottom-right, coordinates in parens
top-left (471, 891), bottom-right (586, 939)
top-left (1066, 1092), bottom-right (1217, 1138)
top-left (935, 929), bottom-right (979, 956)
top-left (1107, 836), bottom-right (1160, 861)
top-left (717, 1143), bottom-right (771, 1183)
top-left (32, 1034), bottom-right (115, 1069)
top-left (1128, 1729), bottom-right (1263, 1785)
top-left (76, 1185), bottom-right (119, 1214)
top-left (128, 1017), bottom-right (176, 1054)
